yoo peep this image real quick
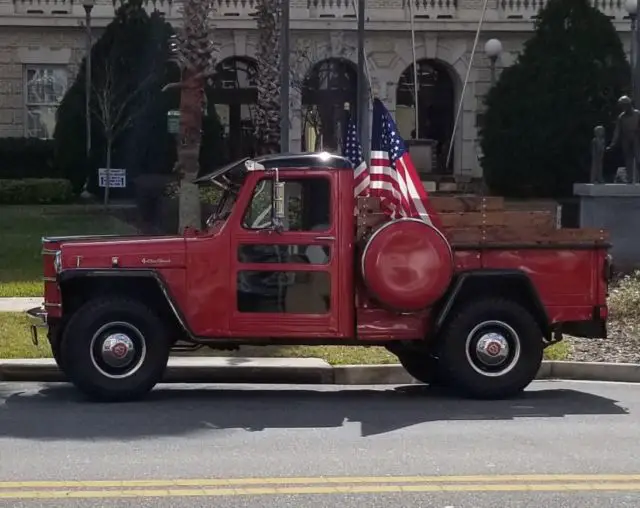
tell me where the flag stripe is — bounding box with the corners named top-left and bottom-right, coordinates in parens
top-left (342, 111), bottom-right (370, 199)
top-left (369, 99), bottom-right (443, 229)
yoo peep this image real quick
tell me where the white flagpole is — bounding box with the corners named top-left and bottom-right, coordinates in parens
top-left (446, 0), bottom-right (490, 169)
top-left (408, 0), bottom-right (419, 138)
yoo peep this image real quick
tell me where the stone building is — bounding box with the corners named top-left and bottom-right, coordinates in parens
top-left (0, 0), bottom-right (633, 178)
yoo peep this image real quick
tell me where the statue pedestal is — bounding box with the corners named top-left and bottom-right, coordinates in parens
top-left (573, 183), bottom-right (640, 270)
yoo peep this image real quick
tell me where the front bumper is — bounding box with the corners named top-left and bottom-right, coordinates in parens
top-left (26, 306), bottom-right (47, 346)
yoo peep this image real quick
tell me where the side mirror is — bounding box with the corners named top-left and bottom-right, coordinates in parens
top-left (273, 180), bottom-right (284, 223)
top-left (271, 177), bottom-right (284, 233)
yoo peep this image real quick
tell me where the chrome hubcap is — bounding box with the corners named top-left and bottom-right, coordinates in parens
top-left (475, 333), bottom-right (510, 367)
top-left (465, 320), bottom-right (521, 377)
top-left (90, 322), bottom-right (147, 380)
top-left (101, 334), bottom-right (136, 369)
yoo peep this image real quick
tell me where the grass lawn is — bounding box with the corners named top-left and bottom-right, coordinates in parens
top-left (0, 312), bottom-right (570, 364)
top-left (0, 205), bottom-right (137, 297)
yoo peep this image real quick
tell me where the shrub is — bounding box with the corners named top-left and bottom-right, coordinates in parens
top-left (608, 270), bottom-right (640, 321)
top-left (0, 179), bottom-right (73, 204)
top-left (0, 138), bottom-right (59, 180)
top-left (480, 0), bottom-right (630, 198)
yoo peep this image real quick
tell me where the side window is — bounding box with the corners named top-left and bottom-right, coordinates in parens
top-left (242, 176), bottom-right (331, 231)
top-left (237, 175), bottom-right (333, 313)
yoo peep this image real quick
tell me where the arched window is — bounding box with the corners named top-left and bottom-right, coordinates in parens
top-left (396, 59), bottom-right (455, 174)
top-left (210, 57), bottom-right (258, 160)
top-left (301, 58), bottom-right (358, 152)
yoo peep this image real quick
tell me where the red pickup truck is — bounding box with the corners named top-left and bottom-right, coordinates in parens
top-left (27, 152), bottom-right (612, 402)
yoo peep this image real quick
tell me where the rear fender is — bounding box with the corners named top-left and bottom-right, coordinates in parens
top-left (433, 269), bottom-right (551, 340)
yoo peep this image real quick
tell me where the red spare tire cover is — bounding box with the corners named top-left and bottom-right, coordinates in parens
top-left (361, 218), bottom-right (454, 312)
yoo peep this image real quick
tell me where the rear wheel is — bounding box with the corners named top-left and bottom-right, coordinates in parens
top-left (437, 298), bottom-right (543, 399)
top-left (397, 354), bottom-right (442, 385)
top-left (60, 297), bottom-right (171, 402)
top-left (387, 342), bottom-right (444, 386)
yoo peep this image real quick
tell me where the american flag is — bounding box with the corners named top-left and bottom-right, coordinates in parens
top-left (369, 98), bottom-right (442, 230)
top-left (342, 111), bottom-right (370, 198)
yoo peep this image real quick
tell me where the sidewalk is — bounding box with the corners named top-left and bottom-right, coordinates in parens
top-left (0, 298), bottom-right (42, 312)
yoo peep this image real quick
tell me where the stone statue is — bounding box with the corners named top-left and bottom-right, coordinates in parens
top-left (614, 167), bottom-right (628, 183)
top-left (607, 95), bottom-right (640, 184)
top-left (590, 125), bottom-right (606, 183)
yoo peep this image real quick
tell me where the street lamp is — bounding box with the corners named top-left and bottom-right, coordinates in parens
top-left (625, 0), bottom-right (640, 106)
top-left (484, 38), bottom-right (503, 87)
top-left (82, 0), bottom-right (94, 196)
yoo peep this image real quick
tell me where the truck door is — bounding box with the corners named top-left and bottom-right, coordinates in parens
top-left (229, 170), bottom-right (341, 338)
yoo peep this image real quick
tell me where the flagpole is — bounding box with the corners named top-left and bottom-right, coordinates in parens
top-left (356, 0), bottom-right (370, 163)
top-left (408, 0), bottom-right (419, 138)
top-left (280, 0), bottom-right (290, 153)
top-left (446, 0), bottom-right (490, 170)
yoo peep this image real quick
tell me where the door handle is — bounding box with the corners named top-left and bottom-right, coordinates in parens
top-left (314, 236), bottom-right (335, 241)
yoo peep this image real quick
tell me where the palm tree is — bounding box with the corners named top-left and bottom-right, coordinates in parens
top-left (165, 0), bottom-right (218, 231)
top-left (254, 0), bottom-right (282, 154)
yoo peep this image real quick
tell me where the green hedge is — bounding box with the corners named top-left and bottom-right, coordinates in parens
top-left (0, 138), bottom-right (60, 180)
top-left (0, 179), bottom-right (73, 204)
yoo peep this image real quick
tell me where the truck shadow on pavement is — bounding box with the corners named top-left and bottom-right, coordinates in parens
top-left (0, 382), bottom-right (630, 440)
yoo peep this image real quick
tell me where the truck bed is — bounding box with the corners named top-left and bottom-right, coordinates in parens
top-left (356, 195), bottom-right (609, 248)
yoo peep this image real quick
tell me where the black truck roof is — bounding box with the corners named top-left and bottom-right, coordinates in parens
top-left (193, 152), bottom-right (353, 184)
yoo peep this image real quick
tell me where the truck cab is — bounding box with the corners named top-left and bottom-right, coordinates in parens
top-left (29, 152), bottom-right (612, 403)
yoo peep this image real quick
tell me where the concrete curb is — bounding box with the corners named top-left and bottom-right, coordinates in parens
top-left (0, 357), bottom-right (334, 384)
top-left (0, 298), bottom-right (42, 313)
top-left (2, 358), bottom-right (640, 385)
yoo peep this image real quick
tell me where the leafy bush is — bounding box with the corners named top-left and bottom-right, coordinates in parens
top-left (0, 138), bottom-right (59, 180)
top-left (480, 0), bottom-right (630, 198)
top-left (0, 179), bottom-right (73, 204)
top-left (199, 186), bottom-right (223, 204)
top-left (608, 270), bottom-right (640, 321)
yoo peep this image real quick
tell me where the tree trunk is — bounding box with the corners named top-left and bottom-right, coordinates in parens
top-left (176, 68), bottom-right (205, 233)
top-left (103, 137), bottom-right (112, 208)
top-left (254, 0), bottom-right (281, 152)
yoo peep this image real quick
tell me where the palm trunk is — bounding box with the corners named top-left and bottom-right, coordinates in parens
top-left (176, 69), bottom-right (205, 232)
top-left (254, 0), bottom-right (282, 153)
top-left (173, 0), bottom-right (218, 233)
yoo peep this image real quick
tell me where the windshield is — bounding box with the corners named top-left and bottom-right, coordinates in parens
top-left (204, 186), bottom-right (238, 228)
top-left (201, 160), bottom-right (249, 228)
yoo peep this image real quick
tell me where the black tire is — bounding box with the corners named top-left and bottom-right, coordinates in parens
top-left (397, 354), bottom-right (442, 385)
top-left (437, 298), bottom-right (543, 400)
top-left (60, 297), bottom-right (171, 402)
top-left (48, 325), bottom-right (66, 373)
top-left (50, 341), bottom-right (65, 372)
top-left (386, 341), bottom-right (444, 386)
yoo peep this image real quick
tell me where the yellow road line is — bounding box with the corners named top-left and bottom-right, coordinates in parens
top-left (2, 482), bottom-right (640, 499)
top-left (2, 473), bottom-right (640, 489)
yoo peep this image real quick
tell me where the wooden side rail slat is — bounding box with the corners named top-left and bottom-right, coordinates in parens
top-left (445, 226), bottom-right (609, 245)
top-left (440, 210), bottom-right (555, 228)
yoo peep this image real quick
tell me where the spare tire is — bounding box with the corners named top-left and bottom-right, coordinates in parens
top-left (360, 218), bottom-right (454, 312)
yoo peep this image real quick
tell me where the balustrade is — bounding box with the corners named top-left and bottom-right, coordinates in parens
top-left (500, 0), bottom-right (628, 20)
top-left (6, 0), bottom-right (632, 22)
top-left (403, 0), bottom-right (457, 20)
top-left (307, 0), bottom-right (354, 18)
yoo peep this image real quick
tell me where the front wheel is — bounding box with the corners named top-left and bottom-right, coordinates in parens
top-left (437, 298), bottom-right (543, 399)
top-left (60, 297), bottom-right (171, 402)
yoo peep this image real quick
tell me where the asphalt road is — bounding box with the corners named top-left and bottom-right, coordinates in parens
top-left (1, 379), bottom-right (639, 507)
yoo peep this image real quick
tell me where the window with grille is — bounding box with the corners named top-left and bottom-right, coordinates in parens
top-left (24, 65), bottom-right (69, 139)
